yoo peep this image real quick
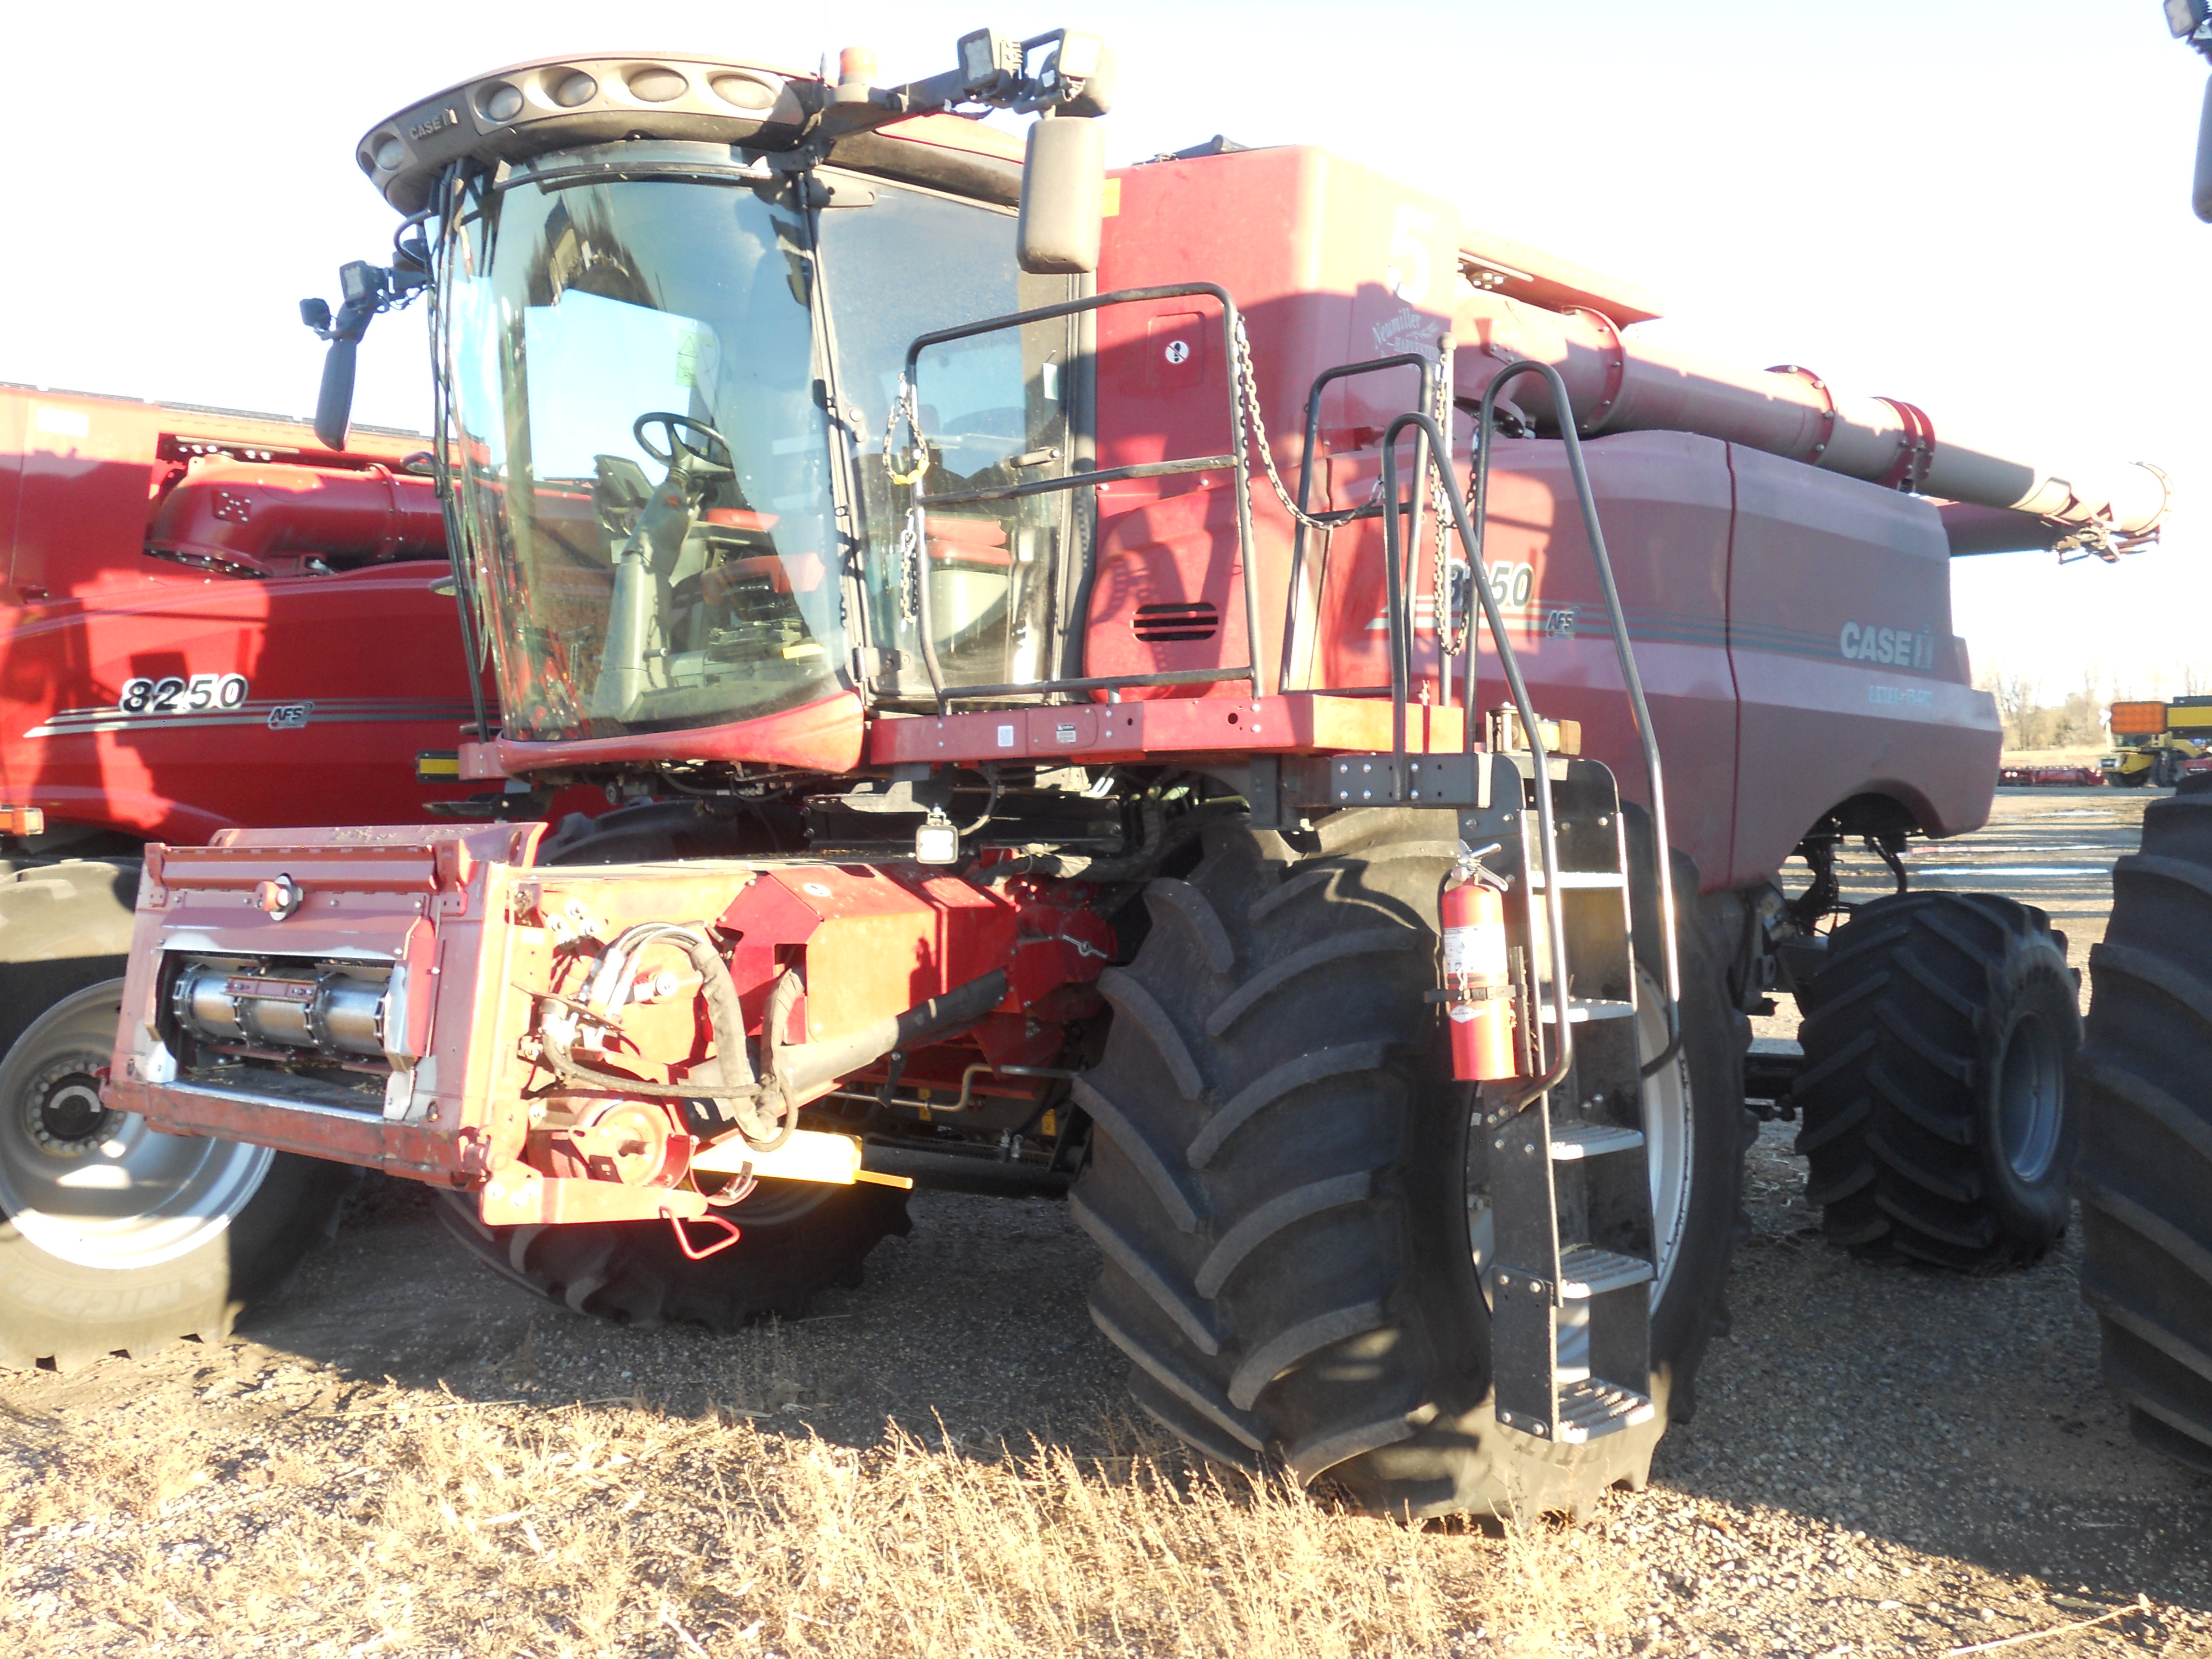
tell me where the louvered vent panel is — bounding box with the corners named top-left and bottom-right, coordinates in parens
top-left (1132, 602), bottom-right (1219, 644)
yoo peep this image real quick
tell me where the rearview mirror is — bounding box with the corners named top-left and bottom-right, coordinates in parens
top-left (1018, 114), bottom-right (1104, 275)
top-left (315, 337), bottom-right (361, 452)
top-left (301, 260), bottom-right (400, 450)
top-left (2194, 75), bottom-right (2212, 222)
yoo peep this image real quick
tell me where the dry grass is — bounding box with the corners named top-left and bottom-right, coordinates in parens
top-left (1, 1394), bottom-right (1639, 1658)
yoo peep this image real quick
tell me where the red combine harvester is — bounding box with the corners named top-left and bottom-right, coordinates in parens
top-left (48, 31), bottom-right (2165, 1516)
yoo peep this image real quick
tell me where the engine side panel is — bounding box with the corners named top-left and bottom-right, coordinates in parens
top-left (1726, 445), bottom-right (1999, 885)
top-left (1087, 146), bottom-right (1462, 696)
top-left (1309, 429), bottom-right (1740, 888)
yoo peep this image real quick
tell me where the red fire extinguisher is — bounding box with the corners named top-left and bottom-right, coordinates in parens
top-left (1440, 844), bottom-right (1518, 1082)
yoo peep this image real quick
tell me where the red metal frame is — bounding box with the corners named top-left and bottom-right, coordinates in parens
top-left (105, 819), bottom-right (1111, 1212)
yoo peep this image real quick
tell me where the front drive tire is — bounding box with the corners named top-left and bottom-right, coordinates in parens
top-left (1070, 808), bottom-right (1744, 1518)
top-left (1793, 891), bottom-right (2079, 1270)
top-left (0, 904), bottom-right (357, 1371)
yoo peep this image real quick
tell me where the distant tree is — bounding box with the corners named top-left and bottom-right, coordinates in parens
top-left (1978, 665), bottom-right (2044, 749)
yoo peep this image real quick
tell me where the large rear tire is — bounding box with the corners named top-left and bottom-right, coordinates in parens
top-left (0, 862), bottom-right (356, 1370)
top-left (1794, 891), bottom-right (2078, 1270)
top-left (2076, 786), bottom-right (2212, 1472)
top-left (1070, 808), bottom-right (1743, 1517)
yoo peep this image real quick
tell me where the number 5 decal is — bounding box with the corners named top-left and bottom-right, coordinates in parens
top-left (1387, 205), bottom-right (1434, 306)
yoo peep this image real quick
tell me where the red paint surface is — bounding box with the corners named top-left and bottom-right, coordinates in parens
top-left (0, 386), bottom-right (486, 842)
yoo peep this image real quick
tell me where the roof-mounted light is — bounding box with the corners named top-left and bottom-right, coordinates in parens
top-left (355, 54), bottom-right (810, 211)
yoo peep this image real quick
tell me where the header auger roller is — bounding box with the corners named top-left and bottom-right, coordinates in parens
top-left (3, 26), bottom-right (2158, 1518)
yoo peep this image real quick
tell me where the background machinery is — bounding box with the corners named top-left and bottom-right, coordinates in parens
top-left (2100, 697), bottom-right (2212, 787)
top-left (2070, 0), bottom-right (2212, 1478)
top-left (0, 384), bottom-right (540, 1369)
top-left (33, 30), bottom-right (2171, 1516)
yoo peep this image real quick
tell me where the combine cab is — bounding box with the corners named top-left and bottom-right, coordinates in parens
top-left (40, 30), bottom-right (2170, 1515)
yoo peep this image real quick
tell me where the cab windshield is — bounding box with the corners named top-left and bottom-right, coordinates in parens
top-left (442, 143), bottom-right (1074, 744)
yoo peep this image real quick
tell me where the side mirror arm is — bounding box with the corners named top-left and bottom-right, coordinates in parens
top-left (300, 258), bottom-right (427, 450)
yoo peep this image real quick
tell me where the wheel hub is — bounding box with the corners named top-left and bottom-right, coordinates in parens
top-left (1997, 1012), bottom-right (2064, 1183)
top-left (0, 985), bottom-right (275, 1271)
top-left (24, 1068), bottom-right (116, 1154)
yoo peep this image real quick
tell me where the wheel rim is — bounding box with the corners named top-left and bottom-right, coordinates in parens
top-left (1468, 963), bottom-right (1695, 1365)
top-left (0, 982), bottom-right (273, 1270)
top-left (1996, 1011), bottom-right (2064, 1183)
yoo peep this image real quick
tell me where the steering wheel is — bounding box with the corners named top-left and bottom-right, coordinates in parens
top-left (633, 411), bottom-right (734, 471)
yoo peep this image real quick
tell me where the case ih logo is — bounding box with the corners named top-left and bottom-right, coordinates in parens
top-left (1839, 621), bottom-right (1934, 670)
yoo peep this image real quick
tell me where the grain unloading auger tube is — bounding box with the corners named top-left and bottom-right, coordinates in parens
top-left (1447, 276), bottom-right (2169, 561)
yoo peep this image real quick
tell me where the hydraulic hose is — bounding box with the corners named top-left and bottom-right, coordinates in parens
top-left (536, 924), bottom-right (785, 1146)
top-left (769, 968), bottom-right (1010, 1108)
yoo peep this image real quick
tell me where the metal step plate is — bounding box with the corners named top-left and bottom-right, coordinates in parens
top-left (1558, 1244), bottom-right (1656, 1299)
top-left (1549, 1120), bottom-right (1646, 1161)
top-left (1537, 998), bottom-right (1636, 1024)
top-left (1555, 1377), bottom-right (1657, 1443)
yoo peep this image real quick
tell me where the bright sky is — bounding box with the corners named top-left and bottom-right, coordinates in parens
top-left (4, 2), bottom-right (2200, 706)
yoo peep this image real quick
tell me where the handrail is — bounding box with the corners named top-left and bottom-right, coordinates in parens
top-left (1279, 354), bottom-right (1435, 693)
top-left (1472, 361), bottom-right (1682, 1075)
top-left (1380, 411), bottom-right (1574, 1109)
top-left (900, 283), bottom-right (1265, 709)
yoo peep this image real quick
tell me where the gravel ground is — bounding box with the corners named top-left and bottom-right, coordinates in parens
top-left (3, 786), bottom-right (2208, 1655)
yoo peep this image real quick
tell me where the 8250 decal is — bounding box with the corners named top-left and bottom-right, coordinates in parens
top-left (117, 674), bottom-right (249, 714)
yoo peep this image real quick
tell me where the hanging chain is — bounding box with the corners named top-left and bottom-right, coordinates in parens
top-left (1231, 319), bottom-right (1467, 658)
top-left (884, 375), bottom-right (929, 486)
top-left (894, 505), bottom-right (925, 622)
top-left (1232, 317), bottom-right (1348, 535)
top-left (883, 373), bottom-right (930, 622)
top-left (1429, 333), bottom-right (1469, 659)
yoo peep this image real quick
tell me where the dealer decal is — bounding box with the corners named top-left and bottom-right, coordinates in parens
top-left (1839, 622), bottom-right (1934, 669)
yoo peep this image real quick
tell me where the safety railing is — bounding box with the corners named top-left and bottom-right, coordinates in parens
top-left (1276, 354), bottom-right (1436, 695)
top-left (898, 283), bottom-right (1264, 710)
top-left (1373, 358), bottom-right (1682, 1080)
top-left (893, 298), bottom-right (1678, 1064)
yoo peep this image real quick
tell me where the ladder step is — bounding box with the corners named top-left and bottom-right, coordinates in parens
top-left (1558, 1245), bottom-right (1655, 1298)
top-left (1554, 1377), bottom-right (1657, 1443)
top-left (1549, 1120), bottom-right (1646, 1161)
top-left (1537, 998), bottom-right (1636, 1025)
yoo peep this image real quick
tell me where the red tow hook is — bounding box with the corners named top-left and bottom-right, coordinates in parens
top-left (664, 1209), bottom-right (743, 1261)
